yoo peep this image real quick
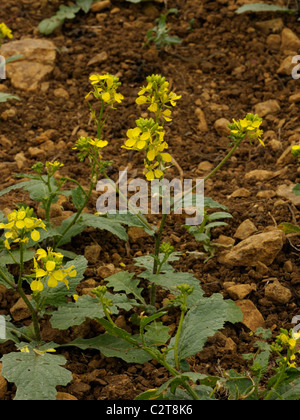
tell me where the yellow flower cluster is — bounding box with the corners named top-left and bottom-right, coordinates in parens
top-left (86, 73), bottom-right (124, 108)
top-left (73, 136), bottom-right (108, 161)
top-left (229, 113), bottom-right (264, 146)
top-left (122, 118), bottom-right (172, 180)
top-left (0, 23), bottom-right (13, 40)
top-left (31, 247), bottom-right (77, 292)
top-left (273, 329), bottom-right (300, 369)
top-left (0, 207), bottom-right (46, 250)
top-left (136, 74), bottom-right (181, 122)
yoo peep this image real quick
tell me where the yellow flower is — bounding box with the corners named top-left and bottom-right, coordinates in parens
top-left (87, 73), bottom-right (124, 107)
top-left (291, 143), bottom-right (300, 158)
top-left (0, 23), bottom-right (13, 40)
top-left (31, 248), bottom-right (77, 292)
top-left (0, 207), bottom-right (46, 250)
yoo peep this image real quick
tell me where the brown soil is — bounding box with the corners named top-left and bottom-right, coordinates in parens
top-left (0, 0), bottom-right (300, 400)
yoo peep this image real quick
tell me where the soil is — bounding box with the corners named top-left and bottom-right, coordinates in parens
top-left (0, 0), bottom-right (300, 401)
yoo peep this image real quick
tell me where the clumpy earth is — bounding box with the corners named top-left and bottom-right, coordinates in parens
top-left (0, 0), bottom-right (300, 400)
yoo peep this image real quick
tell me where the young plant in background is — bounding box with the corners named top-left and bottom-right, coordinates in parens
top-left (145, 9), bottom-right (182, 50)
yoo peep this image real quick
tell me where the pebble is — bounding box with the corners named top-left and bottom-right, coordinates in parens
top-left (226, 284), bottom-right (253, 300)
top-left (195, 108), bottom-right (208, 132)
top-left (244, 169), bottom-right (280, 182)
top-left (218, 229), bottom-right (285, 267)
top-left (56, 392), bottom-right (78, 400)
top-left (53, 88), bottom-right (69, 100)
top-left (87, 51), bottom-right (108, 66)
top-left (281, 27), bottom-right (300, 52)
top-left (214, 118), bottom-right (231, 137)
top-left (235, 299), bottom-right (265, 332)
top-left (91, 0), bottom-right (111, 12)
top-left (10, 296), bottom-right (32, 321)
top-left (1, 39), bottom-right (56, 92)
top-left (276, 184), bottom-right (300, 207)
top-left (97, 263), bottom-right (118, 279)
top-left (264, 279), bottom-right (292, 304)
top-left (127, 226), bottom-right (149, 242)
top-left (84, 244), bottom-right (102, 264)
top-left (254, 99), bottom-right (281, 117)
top-left (277, 55), bottom-right (295, 76)
top-left (230, 187), bottom-right (251, 198)
top-left (234, 219), bottom-right (257, 240)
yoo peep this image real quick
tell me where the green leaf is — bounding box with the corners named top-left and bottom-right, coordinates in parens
top-left (53, 212), bottom-right (129, 246)
top-left (0, 92), bottom-right (20, 103)
top-left (292, 184), bottom-right (300, 196)
top-left (63, 333), bottom-right (151, 364)
top-left (0, 176), bottom-right (58, 202)
top-left (0, 248), bottom-right (35, 265)
top-left (71, 186), bottom-right (86, 210)
top-left (105, 271), bottom-right (146, 305)
top-left (223, 369), bottom-right (255, 400)
top-left (0, 265), bottom-right (15, 289)
top-left (50, 294), bottom-right (105, 329)
top-left (204, 197), bottom-right (228, 210)
top-left (140, 271), bottom-right (204, 308)
top-left (278, 223), bottom-right (300, 235)
top-left (56, 4), bottom-right (80, 19)
top-left (76, 0), bottom-right (93, 13)
top-left (175, 294), bottom-right (242, 362)
top-left (236, 3), bottom-right (295, 14)
top-left (207, 211), bottom-right (232, 221)
top-left (38, 16), bottom-right (64, 35)
top-left (1, 350), bottom-right (72, 400)
top-left (143, 322), bottom-right (170, 346)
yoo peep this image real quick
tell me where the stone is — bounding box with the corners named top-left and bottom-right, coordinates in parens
top-left (10, 296), bottom-right (32, 321)
top-left (90, 0), bottom-right (111, 12)
top-left (230, 187), bottom-right (251, 198)
top-left (1, 39), bottom-right (56, 92)
top-left (97, 263), bottom-right (118, 279)
top-left (195, 108), bottom-right (208, 132)
top-left (88, 51), bottom-right (108, 66)
top-left (254, 100), bottom-right (280, 117)
top-left (53, 87), bottom-right (69, 100)
top-left (254, 18), bottom-right (283, 34)
top-left (127, 226), bottom-right (149, 242)
top-left (56, 392), bottom-right (78, 400)
top-left (281, 27), bottom-right (300, 52)
top-left (289, 92), bottom-right (300, 103)
top-left (84, 244), bottom-right (102, 264)
top-left (244, 169), bottom-right (280, 182)
top-left (235, 299), bottom-right (265, 332)
top-left (197, 161), bottom-right (213, 175)
top-left (268, 139), bottom-right (282, 151)
top-left (14, 151), bottom-right (27, 169)
top-left (218, 229), bottom-right (285, 267)
top-left (276, 184), bottom-right (300, 207)
top-left (266, 34), bottom-right (281, 50)
top-left (0, 363), bottom-right (7, 400)
top-left (214, 118), bottom-right (231, 137)
top-left (226, 284), bottom-right (253, 300)
top-left (234, 219), bottom-right (257, 240)
top-left (277, 55), bottom-right (295, 76)
top-left (256, 190), bottom-right (276, 199)
top-left (264, 278), bottom-right (292, 304)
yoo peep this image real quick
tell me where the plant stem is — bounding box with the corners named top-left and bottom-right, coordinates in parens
top-left (17, 245), bottom-right (41, 342)
top-left (0, 266), bottom-right (16, 289)
top-left (151, 212), bottom-right (167, 306)
top-left (174, 306), bottom-right (186, 371)
top-left (264, 356), bottom-right (289, 400)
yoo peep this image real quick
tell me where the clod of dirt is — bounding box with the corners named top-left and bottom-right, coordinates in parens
top-left (264, 278), bottom-right (292, 304)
